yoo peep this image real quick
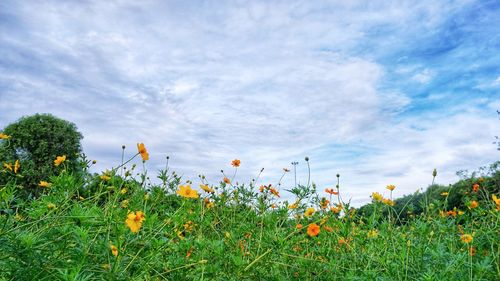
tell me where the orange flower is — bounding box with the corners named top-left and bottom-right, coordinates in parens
top-left (325, 188), bottom-right (339, 195)
top-left (54, 155), bottom-right (66, 166)
top-left (469, 246), bottom-right (476, 256)
top-left (269, 187), bottom-right (280, 197)
top-left (231, 159), bottom-right (241, 167)
top-left (469, 200), bottom-right (479, 209)
top-left (386, 185), bottom-right (396, 191)
top-left (371, 192), bottom-right (383, 202)
top-left (323, 225), bottom-right (333, 233)
top-left (472, 183), bottom-right (479, 192)
top-left (200, 184), bottom-right (214, 193)
top-left (110, 245), bottom-right (118, 257)
top-left (125, 211), bottom-right (146, 233)
top-left (460, 234), bottom-right (473, 244)
top-left (223, 177), bottom-right (231, 184)
top-left (137, 143), bottom-right (149, 161)
top-left (307, 223), bottom-right (320, 237)
top-left (446, 210), bottom-right (457, 217)
top-left (320, 198), bottom-right (330, 209)
top-left (176, 185), bottom-right (199, 199)
top-left (13, 160), bottom-right (20, 174)
top-left (296, 223), bottom-right (303, 230)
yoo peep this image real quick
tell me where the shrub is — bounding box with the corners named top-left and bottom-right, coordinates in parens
top-left (0, 113), bottom-right (83, 196)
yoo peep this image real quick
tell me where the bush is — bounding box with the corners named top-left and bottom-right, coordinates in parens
top-left (0, 113), bottom-right (83, 196)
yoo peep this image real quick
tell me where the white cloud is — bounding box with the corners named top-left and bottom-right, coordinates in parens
top-left (0, 0), bottom-right (497, 206)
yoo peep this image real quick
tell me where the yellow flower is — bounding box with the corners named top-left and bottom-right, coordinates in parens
top-left (460, 234), bottom-right (473, 244)
top-left (3, 162), bottom-right (12, 171)
top-left (330, 204), bottom-right (343, 214)
top-left (205, 199), bottom-right (215, 209)
top-left (200, 184), bottom-right (214, 193)
top-left (176, 185), bottom-right (199, 199)
top-left (492, 194), bottom-right (500, 211)
top-left (441, 192), bottom-right (449, 196)
top-left (367, 229), bottom-right (378, 238)
top-left (120, 200), bottom-right (129, 208)
top-left (39, 181), bottom-right (51, 188)
top-left (304, 207), bottom-right (315, 217)
top-left (288, 202), bottom-right (299, 210)
top-left (386, 185), bottom-right (396, 191)
top-left (382, 198), bottom-right (395, 206)
top-left (371, 192), bottom-right (383, 202)
top-left (223, 177), bottom-right (231, 184)
top-left (54, 155), bottom-right (66, 166)
top-left (47, 203), bottom-right (56, 210)
top-left (307, 223), bottom-right (320, 237)
top-left (120, 188), bottom-right (127, 195)
top-left (231, 159), bottom-right (241, 167)
top-left (0, 133), bottom-right (10, 139)
top-left (469, 200), bottom-right (479, 209)
top-left (13, 160), bottom-right (20, 174)
top-left (110, 245), bottom-right (118, 257)
top-left (136, 143), bottom-right (149, 161)
top-left (100, 174), bottom-right (111, 181)
top-left (125, 211), bottom-right (146, 233)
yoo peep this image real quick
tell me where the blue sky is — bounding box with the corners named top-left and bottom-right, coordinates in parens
top-left (0, 0), bottom-right (499, 206)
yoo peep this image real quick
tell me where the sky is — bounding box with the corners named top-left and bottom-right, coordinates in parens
top-left (0, 0), bottom-right (499, 206)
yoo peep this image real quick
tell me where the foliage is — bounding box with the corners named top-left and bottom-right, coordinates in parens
top-left (0, 113), bottom-right (83, 197)
top-left (0, 144), bottom-right (498, 280)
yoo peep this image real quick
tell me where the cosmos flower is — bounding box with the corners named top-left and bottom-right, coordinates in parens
top-left (137, 143), bottom-right (149, 161)
top-left (200, 184), bottom-right (214, 193)
top-left (307, 223), bottom-right (320, 237)
top-left (460, 234), bottom-right (473, 244)
top-left (0, 133), bottom-right (10, 139)
top-left (110, 245), bottom-right (118, 257)
top-left (386, 185), bottom-right (396, 191)
top-left (54, 155), bottom-right (66, 166)
top-left (13, 160), bottom-right (20, 174)
top-left (304, 207), bottom-right (315, 217)
top-left (39, 181), bottom-right (51, 188)
top-left (125, 211), bottom-right (146, 233)
top-left (177, 185), bottom-right (199, 199)
top-left (231, 159), bottom-right (241, 167)
top-left (371, 192), bottom-right (383, 202)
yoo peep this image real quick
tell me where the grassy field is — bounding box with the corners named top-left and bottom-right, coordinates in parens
top-left (0, 146), bottom-right (499, 280)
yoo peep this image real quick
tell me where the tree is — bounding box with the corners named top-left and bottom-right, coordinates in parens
top-left (0, 113), bottom-right (83, 193)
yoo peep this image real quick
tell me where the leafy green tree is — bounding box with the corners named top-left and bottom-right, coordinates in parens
top-left (0, 113), bottom-right (83, 194)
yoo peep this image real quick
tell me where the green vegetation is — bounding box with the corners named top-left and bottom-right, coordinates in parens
top-left (0, 122), bottom-right (499, 280)
top-left (0, 114), bottom-right (83, 198)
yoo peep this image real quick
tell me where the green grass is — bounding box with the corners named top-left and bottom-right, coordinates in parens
top-left (0, 156), bottom-right (499, 280)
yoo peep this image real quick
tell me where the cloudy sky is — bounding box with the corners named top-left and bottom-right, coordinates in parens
top-left (1, 0), bottom-right (499, 206)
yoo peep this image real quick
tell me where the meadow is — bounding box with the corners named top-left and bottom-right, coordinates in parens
top-left (0, 141), bottom-right (499, 280)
